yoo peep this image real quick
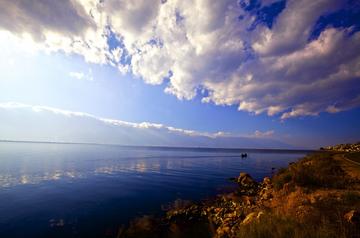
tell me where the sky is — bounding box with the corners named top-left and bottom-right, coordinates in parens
top-left (0, 0), bottom-right (359, 149)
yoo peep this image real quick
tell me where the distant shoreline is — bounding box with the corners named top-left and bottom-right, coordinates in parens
top-left (0, 139), bottom-right (315, 154)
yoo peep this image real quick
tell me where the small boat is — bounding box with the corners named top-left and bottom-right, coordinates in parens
top-left (241, 153), bottom-right (248, 158)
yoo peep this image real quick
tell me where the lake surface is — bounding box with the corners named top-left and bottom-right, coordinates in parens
top-left (0, 142), bottom-right (308, 238)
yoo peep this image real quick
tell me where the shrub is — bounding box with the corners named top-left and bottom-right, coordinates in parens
top-left (291, 162), bottom-right (318, 187)
top-left (272, 153), bottom-right (348, 190)
top-left (272, 168), bottom-right (292, 190)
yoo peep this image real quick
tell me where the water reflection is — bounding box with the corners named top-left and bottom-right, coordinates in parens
top-left (0, 142), bottom-right (306, 238)
top-left (0, 148), bottom-right (302, 188)
top-left (0, 157), bottom-right (171, 187)
top-left (93, 160), bottom-right (160, 175)
top-left (0, 142), bottom-right (306, 193)
top-left (0, 170), bottom-right (84, 187)
top-left (0, 149), bottom-right (221, 188)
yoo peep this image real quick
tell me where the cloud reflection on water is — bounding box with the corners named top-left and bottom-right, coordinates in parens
top-left (0, 170), bottom-right (83, 187)
top-left (0, 159), bottom-right (166, 188)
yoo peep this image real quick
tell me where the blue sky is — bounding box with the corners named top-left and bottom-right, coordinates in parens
top-left (0, 0), bottom-right (359, 148)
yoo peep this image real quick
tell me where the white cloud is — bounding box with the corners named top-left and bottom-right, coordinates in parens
top-left (69, 69), bottom-right (94, 81)
top-left (253, 130), bottom-right (275, 138)
top-left (0, 0), bottom-right (110, 64)
top-left (69, 72), bottom-right (85, 80)
top-left (0, 0), bottom-right (359, 119)
top-left (252, 0), bottom-right (341, 56)
top-left (0, 102), bottom-right (216, 137)
top-left (0, 102), bottom-right (289, 148)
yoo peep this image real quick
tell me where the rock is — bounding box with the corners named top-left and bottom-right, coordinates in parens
top-left (259, 189), bottom-right (273, 200)
top-left (236, 173), bottom-right (259, 196)
top-left (344, 210), bottom-right (360, 224)
top-left (241, 211), bottom-right (264, 225)
top-left (241, 212), bottom-right (258, 225)
top-left (263, 177), bottom-right (271, 185)
top-left (216, 225), bottom-right (230, 237)
top-left (241, 195), bottom-right (254, 206)
top-left (257, 211), bottom-right (264, 220)
top-left (237, 173), bottom-right (258, 188)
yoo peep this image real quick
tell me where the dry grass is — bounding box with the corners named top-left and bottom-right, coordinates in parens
top-left (272, 152), bottom-right (348, 190)
top-left (236, 212), bottom-right (360, 238)
top-left (266, 152), bottom-right (360, 238)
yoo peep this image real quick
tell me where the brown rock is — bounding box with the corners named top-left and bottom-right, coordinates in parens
top-left (237, 173), bottom-right (257, 187)
top-left (241, 212), bottom-right (258, 225)
top-left (260, 189), bottom-right (273, 200)
top-left (241, 195), bottom-right (254, 206)
top-left (257, 211), bottom-right (264, 220)
top-left (344, 210), bottom-right (360, 224)
top-left (263, 177), bottom-right (271, 185)
top-left (241, 211), bottom-right (264, 225)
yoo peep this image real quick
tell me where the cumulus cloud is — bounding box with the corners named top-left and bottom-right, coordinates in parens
top-left (0, 0), bottom-right (92, 38)
top-left (251, 0), bottom-right (341, 56)
top-left (0, 0), bottom-right (359, 119)
top-left (0, 0), bottom-right (111, 64)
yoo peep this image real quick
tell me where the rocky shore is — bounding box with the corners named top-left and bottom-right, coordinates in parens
top-left (118, 148), bottom-right (360, 238)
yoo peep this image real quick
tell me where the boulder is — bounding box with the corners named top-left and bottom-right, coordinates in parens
top-left (241, 195), bottom-right (254, 206)
top-left (263, 177), bottom-right (271, 185)
top-left (259, 188), bottom-right (273, 200)
top-left (237, 173), bottom-right (258, 188)
top-left (344, 210), bottom-right (360, 224)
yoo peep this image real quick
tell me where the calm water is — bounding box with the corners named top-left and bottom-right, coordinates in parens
top-left (0, 142), bottom-right (307, 238)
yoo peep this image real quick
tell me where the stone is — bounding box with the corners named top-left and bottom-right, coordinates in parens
top-left (241, 212), bottom-right (258, 225)
top-left (260, 189), bottom-right (273, 200)
top-left (263, 177), bottom-right (271, 185)
top-left (257, 211), bottom-right (264, 220)
top-left (237, 173), bottom-right (257, 188)
top-left (241, 195), bottom-right (254, 206)
top-left (241, 211), bottom-right (265, 225)
top-left (344, 210), bottom-right (360, 224)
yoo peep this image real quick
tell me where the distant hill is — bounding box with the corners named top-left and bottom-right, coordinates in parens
top-left (0, 103), bottom-right (295, 149)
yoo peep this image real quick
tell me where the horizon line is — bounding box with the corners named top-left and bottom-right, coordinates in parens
top-left (0, 139), bottom-right (316, 153)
